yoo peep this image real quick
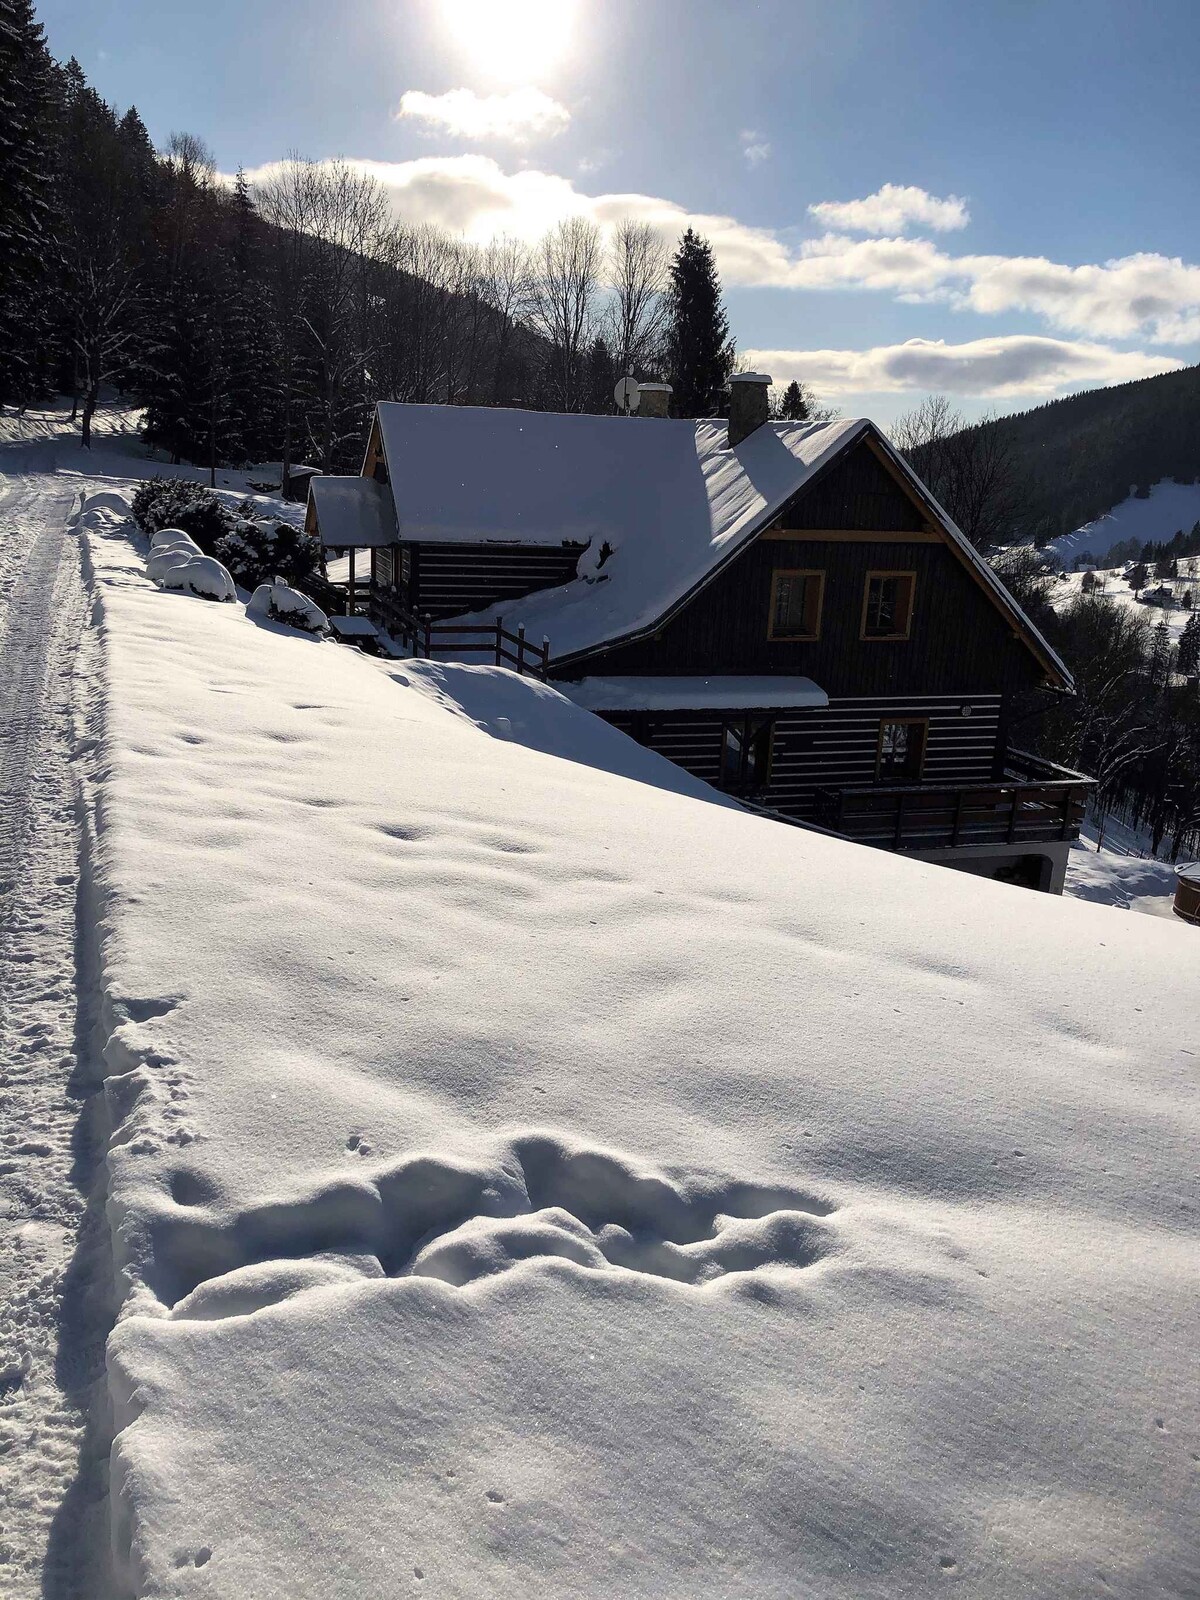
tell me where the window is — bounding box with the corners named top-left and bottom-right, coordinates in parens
top-left (768, 569), bottom-right (825, 640)
top-left (876, 719), bottom-right (927, 782)
top-left (720, 717), bottom-right (774, 792)
top-left (861, 572), bottom-right (916, 639)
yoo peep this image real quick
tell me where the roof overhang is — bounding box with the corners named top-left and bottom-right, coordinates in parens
top-left (559, 676), bottom-right (829, 713)
top-left (308, 476), bottom-right (398, 550)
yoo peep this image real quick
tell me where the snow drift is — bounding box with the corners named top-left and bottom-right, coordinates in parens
top-left (76, 517), bottom-right (1199, 1598)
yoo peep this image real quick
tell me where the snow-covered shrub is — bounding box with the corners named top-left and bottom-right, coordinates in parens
top-left (215, 516), bottom-right (323, 594)
top-left (246, 582), bottom-right (328, 635)
top-left (147, 546), bottom-right (199, 584)
top-left (155, 555), bottom-right (237, 603)
top-left (82, 490), bottom-right (132, 517)
top-left (132, 479), bottom-right (233, 553)
top-left (150, 528), bottom-right (203, 554)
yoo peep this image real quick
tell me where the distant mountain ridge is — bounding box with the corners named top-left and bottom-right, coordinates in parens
top-left (972, 364), bottom-right (1200, 543)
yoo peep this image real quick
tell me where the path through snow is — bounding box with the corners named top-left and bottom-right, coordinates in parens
top-left (0, 445), bottom-right (113, 1598)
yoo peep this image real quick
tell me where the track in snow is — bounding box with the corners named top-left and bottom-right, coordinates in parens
top-left (0, 455), bottom-right (114, 1598)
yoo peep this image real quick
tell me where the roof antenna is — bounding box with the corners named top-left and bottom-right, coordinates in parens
top-left (614, 376), bottom-right (640, 416)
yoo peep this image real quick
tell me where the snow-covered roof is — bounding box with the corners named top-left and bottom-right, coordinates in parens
top-left (328, 614), bottom-right (379, 638)
top-left (309, 475), bottom-right (397, 549)
top-left (560, 675), bottom-right (828, 712)
top-left (370, 403), bottom-right (1070, 688)
top-left (374, 401), bottom-right (861, 553)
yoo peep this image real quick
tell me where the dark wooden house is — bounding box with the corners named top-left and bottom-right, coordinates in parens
top-left (308, 381), bottom-right (1091, 892)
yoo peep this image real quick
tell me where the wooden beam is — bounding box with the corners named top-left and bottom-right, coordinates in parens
top-left (761, 528), bottom-right (942, 543)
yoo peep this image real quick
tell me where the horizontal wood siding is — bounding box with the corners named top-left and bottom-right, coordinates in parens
top-left (764, 696), bottom-right (1002, 819)
top-left (566, 443), bottom-right (1045, 696)
top-left (412, 542), bottom-right (584, 619)
top-left (603, 696), bottom-right (1003, 821)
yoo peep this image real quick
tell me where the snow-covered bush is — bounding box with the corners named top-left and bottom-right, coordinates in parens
top-left (132, 479), bottom-right (233, 553)
top-left (246, 582), bottom-right (328, 635)
top-left (215, 516), bottom-right (323, 595)
top-left (155, 554), bottom-right (237, 603)
top-left (82, 490), bottom-right (133, 517)
top-left (147, 546), bottom-right (200, 584)
top-left (150, 528), bottom-right (203, 554)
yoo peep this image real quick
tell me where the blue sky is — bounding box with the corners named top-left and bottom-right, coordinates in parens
top-left (39, 0), bottom-right (1200, 422)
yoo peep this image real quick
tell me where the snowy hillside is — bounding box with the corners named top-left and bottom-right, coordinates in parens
top-left (1044, 478), bottom-right (1200, 568)
top-left (67, 501), bottom-right (1199, 1598)
top-left (1048, 565), bottom-right (1194, 647)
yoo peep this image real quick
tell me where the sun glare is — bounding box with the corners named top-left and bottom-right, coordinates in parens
top-left (439, 0), bottom-right (578, 84)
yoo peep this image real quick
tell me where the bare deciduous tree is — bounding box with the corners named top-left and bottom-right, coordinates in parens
top-left (891, 394), bottom-right (1026, 550)
top-left (605, 219), bottom-right (667, 380)
top-left (530, 216), bottom-right (601, 411)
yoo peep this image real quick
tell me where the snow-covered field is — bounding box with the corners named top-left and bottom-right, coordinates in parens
top-left (1064, 818), bottom-right (1185, 918)
top-left (1045, 478), bottom-right (1200, 569)
top-left (1048, 565), bottom-right (1194, 647)
top-left (2, 412), bottom-right (1198, 1597)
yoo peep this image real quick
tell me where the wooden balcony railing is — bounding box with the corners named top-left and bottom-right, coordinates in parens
top-left (814, 750), bottom-right (1093, 852)
top-left (369, 590), bottom-right (551, 680)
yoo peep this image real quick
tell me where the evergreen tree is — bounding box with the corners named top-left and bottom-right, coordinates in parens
top-left (777, 379), bottom-right (810, 421)
top-left (1149, 617), bottom-right (1173, 686)
top-left (1128, 561), bottom-right (1148, 595)
top-left (1179, 612), bottom-right (1200, 680)
top-left (663, 228), bottom-right (733, 418)
top-left (0, 0), bottom-right (58, 404)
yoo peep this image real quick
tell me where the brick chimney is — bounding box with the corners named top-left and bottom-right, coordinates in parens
top-left (728, 372), bottom-right (772, 448)
top-left (636, 381), bottom-right (672, 419)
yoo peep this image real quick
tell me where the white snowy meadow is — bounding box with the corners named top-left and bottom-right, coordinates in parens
top-left (57, 478), bottom-right (1197, 1595)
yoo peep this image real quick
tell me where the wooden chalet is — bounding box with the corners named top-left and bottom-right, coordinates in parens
top-left (307, 377), bottom-right (1092, 893)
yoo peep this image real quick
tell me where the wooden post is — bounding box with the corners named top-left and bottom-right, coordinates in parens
top-left (893, 792), bottom-right (906, 850)
top-left (516, 624), bottom-right (526, 675)
top-left (541, 636), bottom-right (550, 682)
top-left (423, 613), bottom-right (432, 658)
top-left (951, 789), bottom-right (965, 847)
top-left (495, 617), bottom-right (504, 666)
top-left (348, 547), bottom-right (356, 616)
top-left (1006, 788), bottom-right (1019, 843)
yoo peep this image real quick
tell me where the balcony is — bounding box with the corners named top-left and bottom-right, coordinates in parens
top-left (813, 749), bottom-right (1094, 854)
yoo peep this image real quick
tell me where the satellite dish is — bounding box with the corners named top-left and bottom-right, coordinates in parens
top-left (614, 375), bottom-right (640, 414)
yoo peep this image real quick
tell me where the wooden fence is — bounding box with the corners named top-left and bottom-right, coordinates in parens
top-left (371, 591), bottom-right (551, 680)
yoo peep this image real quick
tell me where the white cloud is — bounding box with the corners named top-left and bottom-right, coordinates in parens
top-left (395, 87), bottom-right (570, 144)
top-left (744, 337), bottom-right (1183, 398)
top-left (809, 184), bottom-right (970, 235)
top-left (740, 130), bottom-right (772, 167)
top-left (237, 155), bottom-right (1200, 348)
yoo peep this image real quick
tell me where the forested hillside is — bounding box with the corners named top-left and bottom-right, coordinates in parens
top-left (0, 3), bottom-right (755, 485)
top-left (978, 365), bottom-right (1200, 543)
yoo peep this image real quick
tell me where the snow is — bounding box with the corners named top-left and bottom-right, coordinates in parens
top-left (153, 552), bottom-right (237, 603)
top-left (560, 674), bottom-right (829, 711)
top-left (375, 403), bottom-right (861, 552)
top-left (69, 501), bottom-right (1199, 1596)
top-left (327, 614), bottom-right (379, 639)
top-left (1064, 816), bottom-right (1192, 921)
top-left (247, 581), bottom-right (328, 635)
top-left (308, 474), bottom-right (397, 549)
top-left (1045, 478), bottom-right (1200, 568)
top-left (1049, 567), bottom-right (1195, 646)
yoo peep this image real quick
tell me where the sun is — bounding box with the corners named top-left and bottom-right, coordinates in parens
top-left (439, 0), bottom-right (579, 84)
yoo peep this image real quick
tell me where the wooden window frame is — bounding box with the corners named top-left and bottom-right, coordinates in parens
top-left (875, 717), bottom-right (928, 782)
top-left (860, 570), bottom-right (916, 641)
top-left (767, 568), bottom-right (826, 641)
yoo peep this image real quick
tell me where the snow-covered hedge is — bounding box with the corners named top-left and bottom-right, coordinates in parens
top-left (131, 479), bottom-right (232, 553)
top-left (216, 515), bottom-right (323, 596)
top-left (246, 581), bottom-right (328, 635)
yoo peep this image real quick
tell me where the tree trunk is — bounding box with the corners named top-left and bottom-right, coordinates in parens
top-left (80, 383), bottom-right (99, 449)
